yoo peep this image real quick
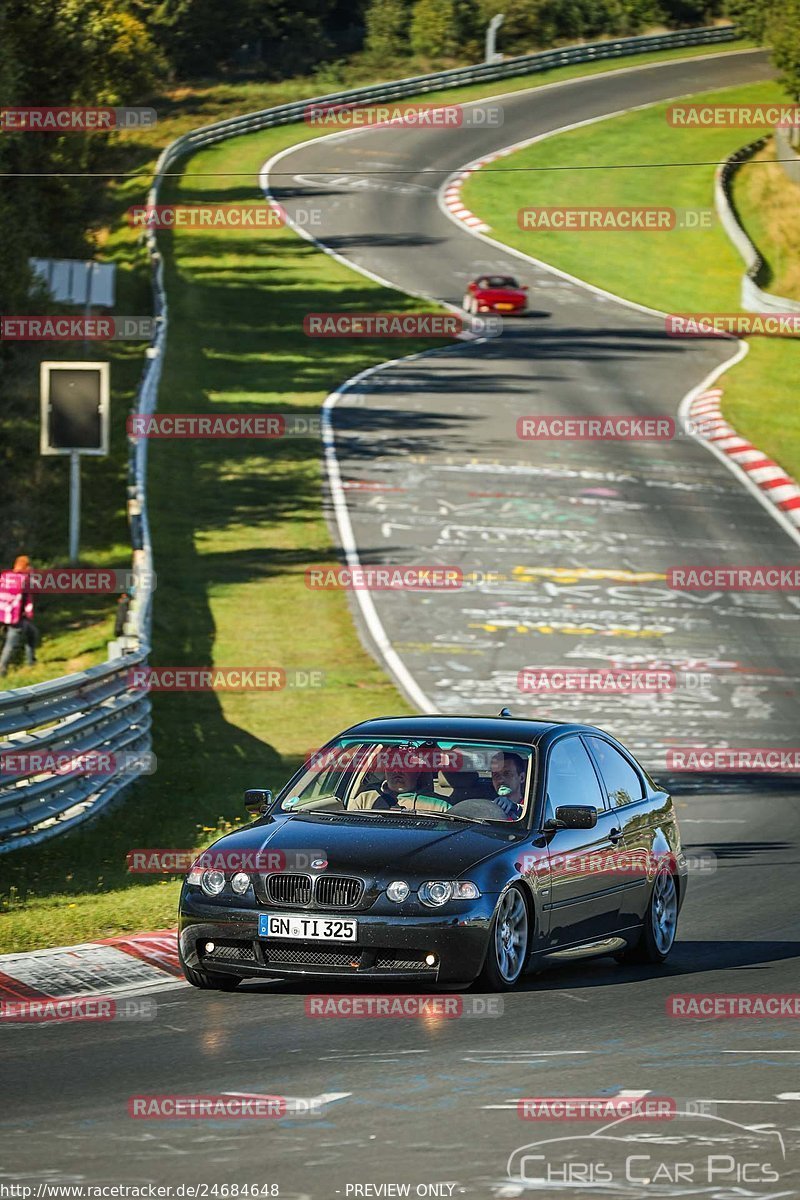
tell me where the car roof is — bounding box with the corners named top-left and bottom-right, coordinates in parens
top-left (338, 714), bottom-right (615, 747)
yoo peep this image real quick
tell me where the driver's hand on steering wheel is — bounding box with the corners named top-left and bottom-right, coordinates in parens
top-left (494, 790), bottom-right (522, 820)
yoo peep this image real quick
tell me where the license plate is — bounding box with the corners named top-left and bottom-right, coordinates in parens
top-left (495, 303), bottom-right (514, 310)
top-left (259, 912), bottom-right (357, 941)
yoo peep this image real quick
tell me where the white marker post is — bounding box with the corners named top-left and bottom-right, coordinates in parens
top-left (485, 13), bottom-right (504, 64)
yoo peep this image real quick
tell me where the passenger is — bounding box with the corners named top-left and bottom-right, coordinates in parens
top-left (350, 760), bottom-right (424, 811)
top-left (351, 746), bottom-right (449, 812)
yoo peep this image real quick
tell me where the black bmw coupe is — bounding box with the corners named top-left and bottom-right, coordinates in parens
top-left (178, 715), bottom-right (687, 991)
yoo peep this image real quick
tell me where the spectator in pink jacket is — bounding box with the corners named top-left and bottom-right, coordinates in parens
top-left (0, 555), bottom-right (39, 676)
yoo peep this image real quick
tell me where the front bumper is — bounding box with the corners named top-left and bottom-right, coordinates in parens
top-left (478, 301), bottom-right (525, 313)
top-left (179, 891), bottom-right (497, 984)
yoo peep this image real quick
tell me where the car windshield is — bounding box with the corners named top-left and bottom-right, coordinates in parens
top-left (277, 738), bottom-right (534, 823)
top-left (482, 275), bottom-right (518, 288)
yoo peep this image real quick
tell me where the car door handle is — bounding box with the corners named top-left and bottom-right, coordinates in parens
top-left (608, 827), bottom-right (623, 844)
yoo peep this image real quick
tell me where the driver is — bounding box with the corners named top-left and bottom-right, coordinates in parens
top-left (490, 751), bottom-right (527, 820)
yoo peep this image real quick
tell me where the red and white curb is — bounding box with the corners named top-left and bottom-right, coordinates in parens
top-left (441, 151), bottom-right (513, 233)
top-left (0, 929), bottom-right (181, 1003)
top-left (688, 388), bottom-right (800, 529)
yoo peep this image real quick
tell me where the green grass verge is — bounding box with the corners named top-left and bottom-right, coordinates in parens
top-left (733, 141), bottom-right (800, 300)
top-left (462, 78), bottom-right (800, 483)
top-left (722, 143), bottom-right (800, 480)
top-left (0, 38), bottom-right (758, 951)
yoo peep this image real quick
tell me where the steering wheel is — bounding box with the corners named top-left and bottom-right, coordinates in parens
top-left (448, 796), bottom-right (514, 820)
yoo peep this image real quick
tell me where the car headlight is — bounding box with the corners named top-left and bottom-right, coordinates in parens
top-left (387, 880), bottom-right (410, 902)
top-left (231, 871), bottom-right (251, 895)
top-left (420, 881), bottom-right (452, 906)
top-left (201, 869), bottom-right (226, 896)
top-left (419, 880), bottom-right (480, 906)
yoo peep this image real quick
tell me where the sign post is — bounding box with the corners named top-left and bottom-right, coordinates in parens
top-left (40, 361), bottom-right (110, 564)
top-left (69, 450), bottom-right (81, 564)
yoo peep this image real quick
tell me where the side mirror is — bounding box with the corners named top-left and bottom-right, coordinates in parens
top-left (244, 788), bottom-right (272, 816)
top-left (553, 804), bottom-right (598, 830)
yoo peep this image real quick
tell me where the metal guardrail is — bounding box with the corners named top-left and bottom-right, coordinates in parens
top-left (715, 137), bottom-right (800, 314)
top-left (0, 23), bottom-right (741, 852)
top-left (0, 655), bottom-right (151, 851)
top-left (148, 25), bottom-right (739, 187)
top-left (774, 126), bottom-right (800, 185)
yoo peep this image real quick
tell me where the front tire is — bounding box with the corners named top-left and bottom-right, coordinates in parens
top-left (617, 868), bottom-right (678, 965)
top-left (478, 885), bottom-right (530, 991)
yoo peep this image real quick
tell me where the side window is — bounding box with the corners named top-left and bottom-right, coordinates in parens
top-left (545, 737), bottom-right (605, 817)
top-left (586, 738), bottom-right (645, 808)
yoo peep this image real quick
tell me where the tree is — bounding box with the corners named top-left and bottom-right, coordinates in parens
top-left (0, 0), bottom-right (31, 324)
top-left (410, 0), bottom-right (480, 59)
top-left (364, 0), bottom-right (411, 59)
top-left (766, 0), bottom-right (800, 102)
top-left (724, 0), bottom-right (774, 40)
top-left (410, 0), bottom-right (459, 56)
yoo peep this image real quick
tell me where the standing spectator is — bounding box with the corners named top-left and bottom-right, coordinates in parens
top-left (115, 592), bottom-right (131, 639)
top-left (0, 555), bottom-right (39, 676)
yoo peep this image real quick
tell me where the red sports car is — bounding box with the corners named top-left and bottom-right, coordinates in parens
top-left (463, 274), bottom-right (528, 315)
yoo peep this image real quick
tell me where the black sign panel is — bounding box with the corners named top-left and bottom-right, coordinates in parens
top-left (48, 368), bottom-right (103, 450)
top-left (41, 362), bottom-right (109, 456)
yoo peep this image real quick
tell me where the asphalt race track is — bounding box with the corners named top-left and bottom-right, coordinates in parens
top-left (4, 49), bottom-right (800, 1200)
top-left (3, 786), bottom-right (800, 1196)
top-left (267, 48), bottom-right (800, 776)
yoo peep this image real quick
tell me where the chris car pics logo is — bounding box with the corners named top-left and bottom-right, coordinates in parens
top-left (505, 1111), bottom-right (785, 1193)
